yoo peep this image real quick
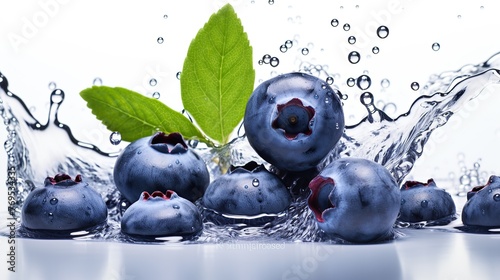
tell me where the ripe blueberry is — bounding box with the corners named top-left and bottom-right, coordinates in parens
top-left (462, 175), bottom-right (500, 227)
top-left (398, 179), bottom-right (456, 225)
top-left (113, 132), bottom-right (209, 203)
top-left (308, 158), bottom-right (400, 243)
top-left (121, 190), bottom-right (203, 238)
top-left (22, 174), bottom-right (107, 232)
top-left (244, 72), bottom-right (345, 172)
top-left (202, 161), bottom-right (291, 225)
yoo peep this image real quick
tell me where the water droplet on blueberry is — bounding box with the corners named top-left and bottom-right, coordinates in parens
top-left (494, 194), bottom-right (500, 202)
top-left (326, 76), bottom-right (334, 85)
top-left (50, 198), bottom-right (58, 205)
top-left (421, 200), bottom-right (429, 208)
top-left (173, 204), bottom-right (180, 209)
top-left (252, 178), bottom-right (260, 187)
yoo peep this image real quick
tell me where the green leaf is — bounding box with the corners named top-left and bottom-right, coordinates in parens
top-left (80, 86), bottom-right (206, 143)
top-left (181, 4), bottom-right (255, 144)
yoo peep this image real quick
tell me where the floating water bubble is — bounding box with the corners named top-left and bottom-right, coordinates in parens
top-left (268, 0), bottom-right (274, 5)
top-left (457, 15), bottom-right (462, 19)
top-left (356, 74), bottom-right (371, 90)
top-left (330, 19), bottom-right (339, 27)
top-left (48, 82), bottom-right (56, 90)
top-left (280, 44), bottom-right (287, 53)
top-left (258, 60), bottom-right (264, 65)
top-left (110, 131), bottom-right (122, 145)
top-left (381, 78), bottom-right (390, 88)
top-left (411, 82), bottom-right (420, 91)
top-left (348, 51), bottom-right (360, 64)
top-left (343, 23), bottom-right (350, 31)
top-left (157, 37), bottom-right (164, 44)
top-left (346, 77), bottom-right (355, 87)
top-left (93, 77), bottom-right (103, 86)
top-left (301, 48), bottom-right (309, 55)
top-left (376, 26), bottom-right (389, 39)
top-left (262, 54), bottom-right (272, 64)
top-left (152, 92), bottom-right (160, 99)
top-left (326, 76), bottom-right (334, 85)
top-left (149, 78), bottom-right (157, 86)
top-left (432, 42), bottom-right (441, 51)
top-left (348, 36), bottom-right (356, 44)
top-left (372, 46), bottom-right (380, 54)
top-left (176, 72), bottom-right (181, 80)
top-left (360, 92), bottom-right (374, 105)
top-left (285, 40), bottom-right (293, 48)
top-left (270, 57), bottom-right (280, 67)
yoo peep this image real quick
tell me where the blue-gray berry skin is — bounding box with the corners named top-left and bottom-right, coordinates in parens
top-left (398, 179), bottom-right (456, 225)
top-left (462, 176), bottom-right (500, 227)
top-left (121, 190), bottom-right (202, 237)
top-left (244, 72), bottom-right (345, 172)
top-left (202, 162), bottom-right (291, 217)
top-left (308, 158), bottom-right (400, 243)
top-left (22, 174), bottom-right (107, 232)
top-left (113, 132), bottom-right (209, 203)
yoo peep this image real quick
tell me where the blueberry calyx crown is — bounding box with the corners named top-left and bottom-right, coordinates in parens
top-left (272, 98), bottom-right (315, 140)
top-left (141, 190), bottom-right (178, 201)
top-left (401, 178), bottom-right (436, 190)
top-left (467, 176), bottom-right (498, 200)
top-left (44, 173), bottom-right (82, 187)
top-left (227, 161), bottom-right (266, 174)
top-left (150, 132), bottom-right (188, 154)
top-left (308, 175), bottom-right (335, 223)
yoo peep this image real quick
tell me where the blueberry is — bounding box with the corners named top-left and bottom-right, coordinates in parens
top-left (398, 179), bottom-right (456, 225)
top-left (244, 72), bottom-right (345, 172)
top-left (308, 158), bottom-right (400, 243)
top-left (202, 161), bottom-right (291, 224)
top-left (121, 190), bottom-right (202, 238)
top-left (113, 132), bottom-right (209, 203)
top-left (21, 174), bottom-right (107, 232)
top-left (462, 176), bottom-right (500, 227)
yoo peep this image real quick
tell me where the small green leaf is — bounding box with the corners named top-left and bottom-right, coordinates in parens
top-left (80, 86), bottom-right (206, 143)
top-left (181, 4), bottom-right (255, 144)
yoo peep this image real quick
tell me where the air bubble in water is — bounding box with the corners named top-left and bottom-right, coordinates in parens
top-left (93, 77), bottom-right (103, 86)
top-left (372, 46), bottom-right (380, 54)
top-left (149, 78), bottom-right (157, 86)
top-left (301, 48), bottom-right (309, 55)
top-left (356, 74), bottom-right (371, 90)
top-left (343, 23), bottom-right (350, 31)
top-left (110, 132), bottom-right (122, 145)
top-left (432, 42), bottom-right (440, 51)
top-left (152, 92), bottom-right (160, 99)
top-left (411, 82), bottom-right (420, 91)
top-left (347, 77), bottom-right (355, 87)
top-left (326, 76), bottom-right (334, 85)
top-left (157, 37), bottom-right (164, 44)
top-left (48, 82), bottom-right (56, 90)
top-left (381, 78), bottom-right (390, 88)
top-left (348, 51), bottom-right (360, 64)
top-left (331, 19), bottom-right (339, 27)
top-left (376, 26), bottom-right (389, 39)
top-left (270, 57), bottom-right (280, 67)
top-left (348, 36), bottom-right (356, 44)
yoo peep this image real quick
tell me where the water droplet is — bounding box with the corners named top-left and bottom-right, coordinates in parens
top-left (280, 44), bottom-right (288, 53)
top-left (411, 82), bottom-right (420, 91)
top-left (376, 26), bottom-right (389, 39)
top-left (50, 198), bottom-right (58, 205)
top-left (176, 72), bottom-right (181, 80)
top-left (372, 46), bottom-right (380, 54)
top-left (314, 94), bottom-right (319, 99)
top-left (157, 37), bottom-right (164, 44)
top-left (42, 198), bottom-right (46, 204)
top-left (270, 57), bottom-right (280, 67)
top-left (173, 204), bottom-right (180, 209)
top-left (330, 19), bottom-right (339, 27)
top-left (110, 131), bottom-right (122, 145)
top-left (262, 54), bottom-right (272, 64)
top-left (457, 15), bottom-right (462, 19)
top-left (48, 82), bottom-right (56, 90)
top-left (326, 76), bottom-right (334, 85)
top-left (268, 0), bottom-right (274, 5)
top-left (244, 185), bottom-right (249, 189)
top-left (360, 92), bottom-right (374, 105)
top-left (175, 159), bottom-right (180, 164)
top-left (356, 75), bottom-right (371, 90)
top-left (421, 200), bottom-right (429, 208)
top-left (152, 92), bottom-right (160, 99)
top-left (432, 42), bottom-right (440, 51)
top-left (460, 174), bottom-right (471, 186)
top-left (252, 178), bottom-right (260, 187)
top-left (494, 194), bottom-right (500, 202)
top-left (348, 36), bottom-right (356, 44)
top-left (347, 77), bottom-right (355, 87)
top-left (285, 40), bottom-right (293, 48)
top-left (149, 78), bottom-right (157, 86)
top-left (50, 89), bottom-right (64, 104)
top-left (48, 212), bottom-right (54, 220)
top-left (163, 14), bottom-right (168, 19)
top-left (343, 23), bottom-right (350, 31)
top-left (93, 77), bottom-right (103, 86)
top-left (301, 48), bottom-right (309, 55)
top-left (348, 51), bottom-right (360, 64)
top-left (325, 97), bottom-right (330, 104)
top-left (381, 78), bottom-right (390, 88)
top-left (401, 198), bottom-right (406, 205)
